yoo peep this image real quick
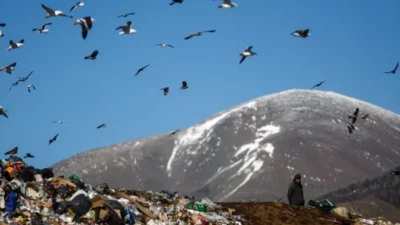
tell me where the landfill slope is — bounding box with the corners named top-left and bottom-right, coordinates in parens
top-left (51, 89), bottom-right (400, 202)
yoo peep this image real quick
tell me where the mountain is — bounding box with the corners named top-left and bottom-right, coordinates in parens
top-left (317, 166), bottom-right (400, 222)
top-left (51, 89), bottom-right (400, 202)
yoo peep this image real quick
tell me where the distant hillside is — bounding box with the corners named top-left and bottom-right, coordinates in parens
top-left (51, 90), bottom-right (400, 202)
top-left (318, 166), bottom-right (400, 222)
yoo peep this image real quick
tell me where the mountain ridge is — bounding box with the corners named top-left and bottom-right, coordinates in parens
top-left (51, 89), bottom-right (400, 202)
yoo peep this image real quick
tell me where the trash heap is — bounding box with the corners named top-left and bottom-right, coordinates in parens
top-left (0, 156), bottom-right (247, 225)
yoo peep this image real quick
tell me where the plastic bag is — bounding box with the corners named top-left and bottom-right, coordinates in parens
top-left (66, 194), bottom-right (92, 217)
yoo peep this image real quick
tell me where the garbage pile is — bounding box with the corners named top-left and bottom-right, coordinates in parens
top-left (0, 155), bottom-right (247, 225)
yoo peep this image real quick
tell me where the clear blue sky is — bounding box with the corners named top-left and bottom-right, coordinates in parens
top-left (0, 0), bottom-right (399, 168)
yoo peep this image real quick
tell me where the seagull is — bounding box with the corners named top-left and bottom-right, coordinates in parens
top-left (291, 29), bottom-right (311, 38)
top-left (168, 129), bottom-right (180, 136)
top-left (5, 146), bottom-right (18, 155)
top-left (184, 30), bottom-right (216, 40)
top-left (32, 23), bottom-right (52, 33)
top-left (0, 106), bottom-right (8, 118)
top-left (8, 39), bottom-right (24, 51)
top-left (391, 170), bottom-right (400, 176)
top-left (54, 120), bottom-right (67, 124)
top-left (117, 12), bottom-right (135, 18)
top-left (161, 87), bottom-right (169, 96)
top-left (97, 123), bottom-right (107, 129)
top-left (180, 81), bottom-right (188, 90)
top-left (384, 62), bottom-right (399, 74)
top-left (70, 2), bottom-right (84, 12)
top-left (24, 153), bottom-right (35, 158)
top-left (49, 133), bottom-right (59, 145)
top-left (9, 81), bottom-right (19, 91)
top-left (73, 16), bottom-right (95, 39)
top-left (239, 46), bottom-right (257, 64)
top-left (311, 80), bottom-right (326, 89)
top-left (345, 124), bottom-right (355, 134)
top-left (84, 50), bottom-right (99, 60)
top-left (0, 23), bottom-right (6, 37)
top-left (27, 85), bottom-right (36, 93)
top-left (169, 0), bottom-right (184, 6)
top-left (18, 71), bottom-right (33, 82)
top-left (41, 4), bottom-right (73, 18)
top-left (0, 62), bottom-right (17, 74)
top-left (348, 108), bottom-right (360, 124)
top-left (155, 44), bottom-right (174, 48)
top-left (215, 0), bottom-right (238, 8)
top-left (116, 21), bottom-right (136, 35)
top-left (135, 63), bottom-right (150, 76)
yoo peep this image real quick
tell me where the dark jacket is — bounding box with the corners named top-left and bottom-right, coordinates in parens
top-left (287, 174), bottom-right (305, 206)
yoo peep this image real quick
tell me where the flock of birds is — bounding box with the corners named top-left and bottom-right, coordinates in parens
top-left (0, 1), bottom-right (399, 157)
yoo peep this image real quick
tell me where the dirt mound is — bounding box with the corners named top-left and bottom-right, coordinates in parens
top-left (219, 202), bottom-right (354, 225)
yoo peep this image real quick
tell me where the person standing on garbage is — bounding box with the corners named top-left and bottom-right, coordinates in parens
top-left (287, 173), bottom-right (305, 206)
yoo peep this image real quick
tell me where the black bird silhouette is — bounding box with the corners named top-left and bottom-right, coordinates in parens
top-left (24, 153), bottom-right (35, 158)
top-left (49, 133), bottom-right (59, 145)
top-left (169, 129), bottom-right (180, 136)
top-left (17, 71), bottom-right (33, 82)
top-left (5, 146), bottom-right (18, 155)
top-left (291, 29), bottom-right (311, 38)
top-left (184, 30), bottom-right (216, 40)
top-left (169, 0), bottom-right (184, 6)
top-left (117, 12), bottom-right (135, 18)
top-left (180, 81), bottom-right (188, 90)
top-left (384, 62), bottom-right (399, 74)
top-left (84, 50), bottom-right (98, 60)
top-left (348, 108), bottom-right (360, 124)
top-left (391, 170), bottom-right (400, 176)
top-left (361, 114), bottom-right (369, 120)
top-left (161, 87), bottom-right (169, 96)
top-left (97, 123), bottom-right (107, 129)
top-left (135, 63), bottom-right (150, 76)
top-left (9, 80), bottom-right (19, 91)
top-left (345, 124), bottom-right (355, 134)
top-left (311, 80), bottom-right (326, 89)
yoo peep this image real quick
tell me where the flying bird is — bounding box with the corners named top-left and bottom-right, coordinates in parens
top-left (391, 170), bottom-right (400, 176)
top-left (239, 46), bottom-right (257, 64)
top-left (0, 23), bottom-right (5, 37)
top-left (5, 146), bottom-right (18, 155)
top-left (70, 2), bottom-right (84, 12)
top-left (155, 44), bottom-right (174, 48)
top-left (311, 80), bottom-right (326, 89)
top-left (184, 30), bottom-right (216, 40)
top-left (135, 63), bottom-right (150, 76)
top-left (291, 29), bottom-right (311, 38)
top-left (361, 114), bottom-right (369, 120)
top-left (169, 0), bottom-right (184, 6)
top-left (117, 12), bottom-right (135, 18)
top-left (0, 106), bottom-right (8, 118)
top-left (27, 85), bottom-right (36, 93)
top-left (169, 129), bottom-right (180, 136)
top-left (49, 134), bottom-right (59, 145)
top-left (348, 108), bottom-right (360, 124)
top-left (18, 71), bottom-right (33, 82)
top-left (84, 50), bottom-right (99, 60)
top-left (9, 81), bottom-right (19, 91)
top-left (32, 23), bottom-right (52, 33)
top-left (73, 16), bottom-right (95, 40)
top-left (24, 153), bottom-right (35, 158)
top-left (384, 62), bottom-right (399, 74)
top-left (53, 120), bottom-right (67, 124)
top-left (116, 21), bottom-right (136, 35)
top-left (180, 81), bottom-right (188, 90)
top-left (0, 62), bottom-right (17, 74)
top-left (8, 39), bottom-right (24, 51)
top-left (345, 124), bottom-right (355, 134)
top-left (41, 4), bottom-right (73, 18)
top-left (215, 0), bottom-right (238, 8)
top-left (97, 123), bottom-right (107, 129)
top-left (161, 87), bottom-right (169, 96)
